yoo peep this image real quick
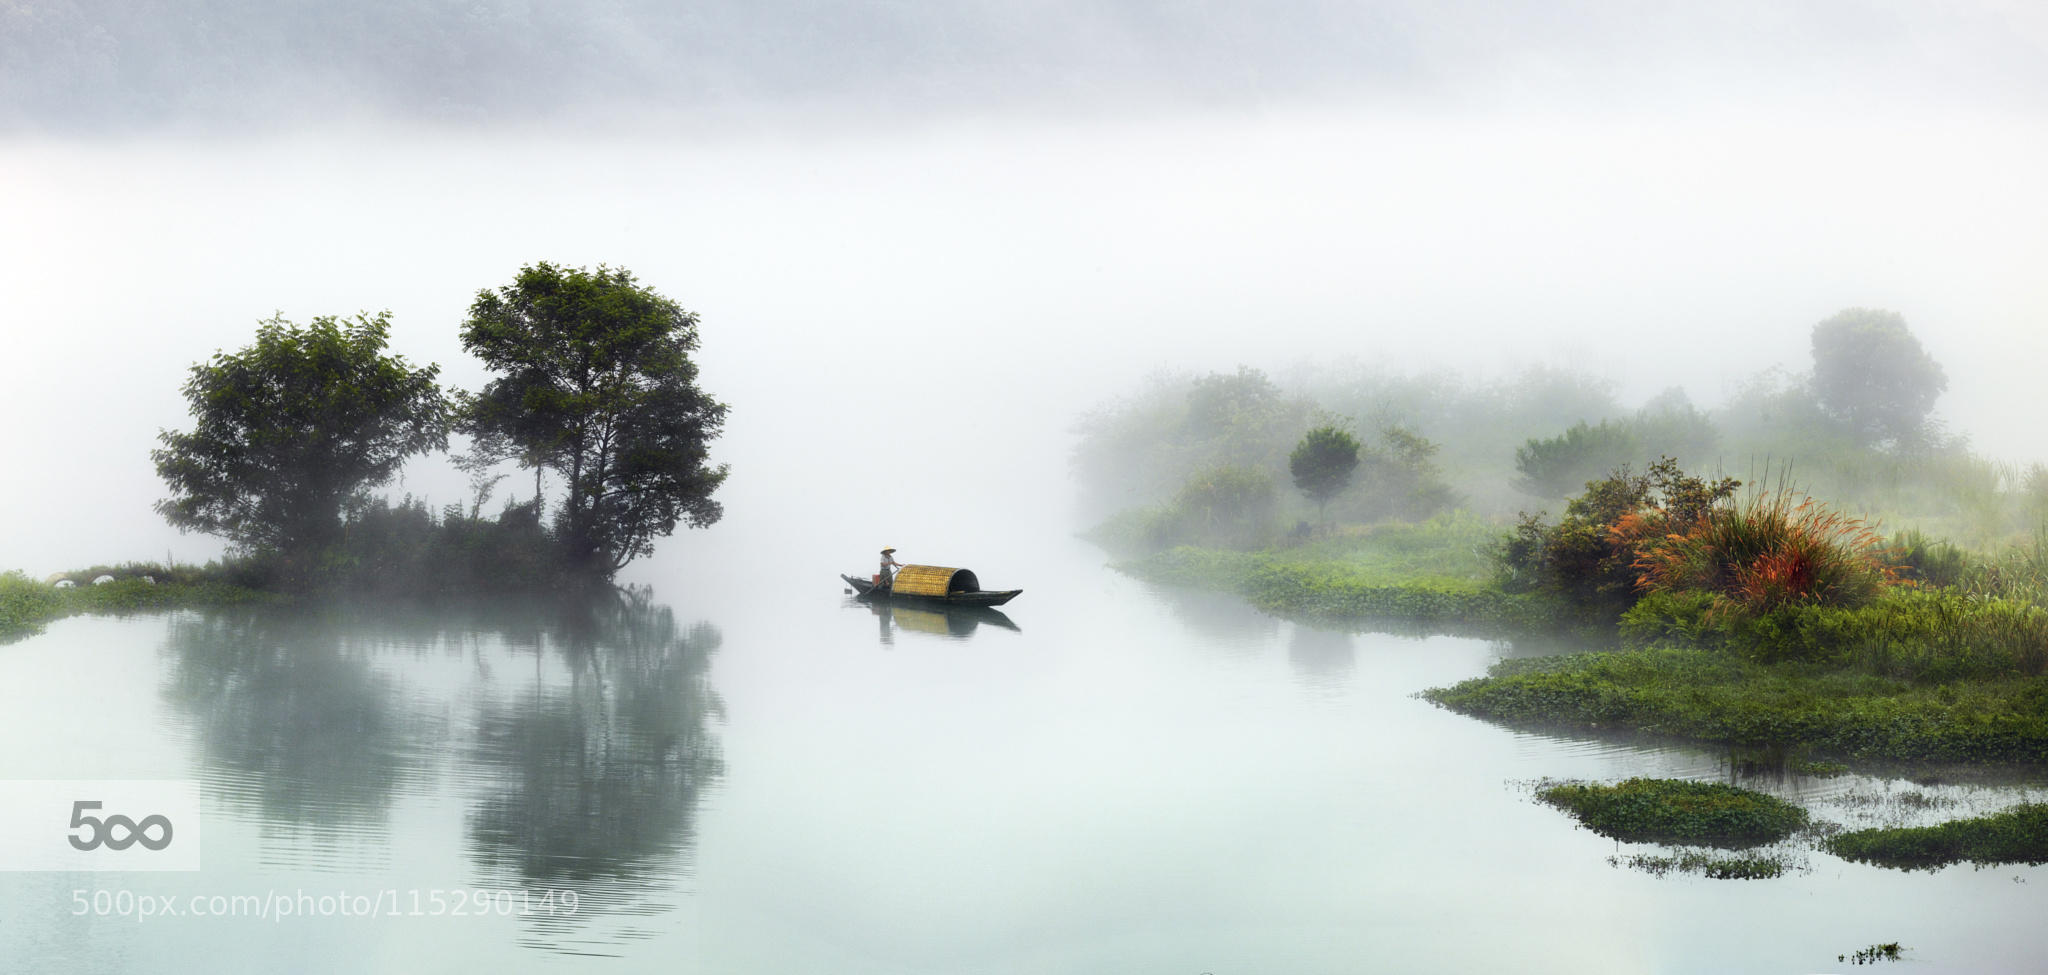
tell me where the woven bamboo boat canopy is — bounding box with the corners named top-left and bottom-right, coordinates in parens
top-left (890, 564), bottom-right (981, 598)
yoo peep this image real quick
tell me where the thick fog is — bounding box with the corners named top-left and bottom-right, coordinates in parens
top-left (3, 2), bottom-right (2046, 581)
top-left (7, 1), bottom-right (2048, 131)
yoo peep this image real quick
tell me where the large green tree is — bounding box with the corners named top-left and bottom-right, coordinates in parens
top-left (152, 312), bottom-right (450, 576)
top-left (460, 262), bottom-right (729, 578)
top-left (1809, 308), bottom-right (1947, 447)
top-left (1289, 425), bottom-right (1360, 520)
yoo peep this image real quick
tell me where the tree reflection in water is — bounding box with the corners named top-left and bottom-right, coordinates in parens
top-left (158, 588), bottom-right (723, 954)
top-left (464, 588), bottom-right (724, 950)
top-left (1287, 623), bottom-right (1356, 683)
top-left (161, 607), bottom-right (415, 840)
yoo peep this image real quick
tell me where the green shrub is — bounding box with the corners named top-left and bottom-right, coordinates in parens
top-left (1538, 777), bottom-right (1808, 847)
top-left (326, 495), bottom-right (564, 594)
top-left (1494, 457), bottom-right (1739, 615)
top-left (0, 571), bottom-right (67, 640)
top-left (1824, 803), bottom-right (2048, 870)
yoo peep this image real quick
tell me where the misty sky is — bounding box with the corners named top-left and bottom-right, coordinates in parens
top-left (3, 1), bottom-right (2045, 578)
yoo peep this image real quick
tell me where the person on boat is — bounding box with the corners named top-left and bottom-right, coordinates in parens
top-left (878, 547), bottom-right (904, 590)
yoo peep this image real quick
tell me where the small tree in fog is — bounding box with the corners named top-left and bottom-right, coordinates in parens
top-left (1289, 426), bottom-right (1360, 522)
top-left (152, 313), bottom-right (450, 584)
top-left (459, 262), bottom-right (729, 580)
top-left (1809, 308), bottom-right (1947, 448)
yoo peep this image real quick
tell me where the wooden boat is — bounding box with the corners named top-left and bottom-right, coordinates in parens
top-left (840, 564), bottom-right (1022, 607)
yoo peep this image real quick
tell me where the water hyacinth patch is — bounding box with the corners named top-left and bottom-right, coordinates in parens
top-left (1823, 803), bottom-right (2048, 870)
top-left (1537, 777), bottom-right (1808, 847)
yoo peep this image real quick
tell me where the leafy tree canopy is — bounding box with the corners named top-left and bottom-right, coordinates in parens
top-left (1289, 425), bottom-right (1361, 516)
top-left (1810, 308), bottom-right (1947, 448)
top-left (152, 312), bottom-right (450, 577)
top-left (461, 262), bottom-right (729, 579)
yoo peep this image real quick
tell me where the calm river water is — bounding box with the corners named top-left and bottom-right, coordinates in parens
top-left (2, 535), bottom-right (2044, 973)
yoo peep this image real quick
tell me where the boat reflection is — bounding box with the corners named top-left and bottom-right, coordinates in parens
top-left (858, 598), bottom-right (1021, 643)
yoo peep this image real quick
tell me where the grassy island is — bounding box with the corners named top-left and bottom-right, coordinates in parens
top-left (1823, 803), bottom-right (2048, 870)
top-left (1537, 777), bottom-right (1809, 847)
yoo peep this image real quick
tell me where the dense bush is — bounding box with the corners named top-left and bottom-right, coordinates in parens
top-left (1495, 457), bottom-right (1739, 613)
top-left (1824, 803), bottom-right (2048, 870)
top-left (1632, 488), bottom-right (1896, 614)
top-left (1537, 777), bottom-right (1808, 847)
top-left (0, 571), bottom-right (67, 640)
top-left (323, 495), bottom-right (568, 594)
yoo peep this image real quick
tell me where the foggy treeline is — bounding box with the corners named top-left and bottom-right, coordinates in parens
top-left (1075, 315), bottom-right (2048, 554)
top-left (5, 0), bottom-right (2043, 131)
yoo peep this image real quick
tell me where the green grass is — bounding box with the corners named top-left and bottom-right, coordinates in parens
top-left (1116, 516), bottom-right (1575, 631)
top-left (1426, 647), bottom-right (2048, 764)
top-left (1823, 803), bottom-right (2048, 870)
top-left (1277, 515), bottom-right (1506, 584)
top-left (1622, 586), bottom-right (2048, 679)
top-left (1537, 777), bottom-right (1808, 847)
top-left (1, 568), bottom-right (271, 643)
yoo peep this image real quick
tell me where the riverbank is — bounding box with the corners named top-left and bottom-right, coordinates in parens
top-left (1113, 524), bottom-right (2048, 769)
top-left (0, 568), bottom-right (272, 643)
top-left (1425, 647), bottom-right (2048, 765)
top-left (1114, 519), bottom-right (1578, 635)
